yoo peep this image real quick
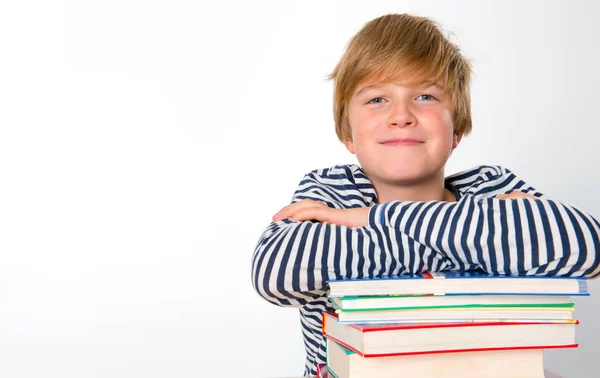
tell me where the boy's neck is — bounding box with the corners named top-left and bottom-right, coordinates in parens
top-left (372, 173), bottom-right (456, 203)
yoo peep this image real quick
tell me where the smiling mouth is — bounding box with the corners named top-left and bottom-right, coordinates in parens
top-left (380, 139), bottom-right (424, 147)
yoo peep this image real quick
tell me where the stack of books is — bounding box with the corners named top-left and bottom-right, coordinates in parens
top-left (319, 271), bottom-right (588, 378)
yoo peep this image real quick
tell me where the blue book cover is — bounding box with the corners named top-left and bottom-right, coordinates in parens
top-left (327, 270), bottom-right (589, 282)
top-left (327, 270), bottom-right (589, 297)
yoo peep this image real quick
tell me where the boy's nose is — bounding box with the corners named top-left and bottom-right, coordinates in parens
top-left (388, 103), bottom-right (417, 128)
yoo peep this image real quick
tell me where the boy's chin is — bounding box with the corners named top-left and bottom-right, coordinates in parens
top-left (370, 167), bottom-right (443, 186)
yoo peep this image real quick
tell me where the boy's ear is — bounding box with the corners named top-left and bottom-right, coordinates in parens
top-left (452, 133), bottom-right (463, 149)
top-left (343, 138), bottom-right (356, 154)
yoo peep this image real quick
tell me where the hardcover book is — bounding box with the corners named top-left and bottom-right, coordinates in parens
top-left (334, 303), bottom-right (575, 324)
top-left (322, 311), bottom-right (578, 357)
top-left (327, 271), bottom-right (588, 297)
top-left (329, 294), bottom-right (573, 311)
top-left (326, 338), bottom-right (547, 378)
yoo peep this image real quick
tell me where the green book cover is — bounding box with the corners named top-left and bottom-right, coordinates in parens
top-left (331, 301), bottom-right (574, 312)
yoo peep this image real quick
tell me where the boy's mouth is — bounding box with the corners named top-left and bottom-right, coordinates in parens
top-left (380, 138), bottom-right (424, 147)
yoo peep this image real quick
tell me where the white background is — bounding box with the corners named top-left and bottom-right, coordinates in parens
top-left (1, 1), bottom-right (599, 377)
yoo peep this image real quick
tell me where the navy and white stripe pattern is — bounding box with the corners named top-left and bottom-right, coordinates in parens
top-left (251, 164), bottom-right (600, 376)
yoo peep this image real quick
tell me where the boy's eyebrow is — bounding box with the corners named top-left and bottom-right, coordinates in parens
top-left (355, 84), bottom-right (381, 97)
top-left (420, 81), bottom-right (446, 90)
top-left (355, 81), bottom-right (445, 97)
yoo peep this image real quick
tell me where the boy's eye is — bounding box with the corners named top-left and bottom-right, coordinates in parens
top-left (367, 97), bottom-right (385, 104)
top-left (416, 94), bottom-right (436, 101)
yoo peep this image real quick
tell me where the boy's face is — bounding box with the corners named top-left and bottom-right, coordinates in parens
top-left (344, 80), bottom-right (460, 187)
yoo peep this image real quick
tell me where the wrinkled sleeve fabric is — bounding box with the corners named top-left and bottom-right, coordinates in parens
top-left (252, 165), bottom-right (600, 309)
top-left (251, 166), bottom-right (451, 307)
top-left (370, 166), bottom-right (600, 278)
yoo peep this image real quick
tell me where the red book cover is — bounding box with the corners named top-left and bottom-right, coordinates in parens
top-left (315, 363), bottom-right (328, 378)
top-left (322, 311), bottom-right (578, 358)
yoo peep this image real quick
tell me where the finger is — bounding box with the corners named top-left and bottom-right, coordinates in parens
top-left (508, 191), bottom-right (537, 199)
top-left (497, 193), bottom-right (523, 200)
top-left (290, 207), bottom-right (331, 223)
top-left (273, 200), bottom-right (324, 221)
top-left (519, 192), bottom-right (538, 199)
top-left (497, 191), bottom-right (538, 200)
top-left (273, 200), bottom-right (312, 221)
top-left (273, 204), bottom-right (296, 221)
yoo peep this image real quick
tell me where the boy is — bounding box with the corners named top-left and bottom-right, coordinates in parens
top-left (251, 14), bottom-right (600, 376)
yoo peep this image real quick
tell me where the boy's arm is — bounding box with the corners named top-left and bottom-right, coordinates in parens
top-left (251, 169), bottom-right (452, 308)
top-left (370, 170), bottom-right (600, 278)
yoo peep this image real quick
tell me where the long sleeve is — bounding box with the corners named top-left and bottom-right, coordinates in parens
top-left (252, 165), bottom-right (600, 309)
top-left (250, 166), bottom-right (452, 307)
top-left (370, 176), bottom-right (600, 278)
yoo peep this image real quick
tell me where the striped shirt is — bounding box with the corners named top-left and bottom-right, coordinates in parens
top-left (251, 164), bottom-right (600, 376)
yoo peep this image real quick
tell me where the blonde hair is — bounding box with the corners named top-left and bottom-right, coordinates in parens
top-left (329, 14), bottom-right (472, 142)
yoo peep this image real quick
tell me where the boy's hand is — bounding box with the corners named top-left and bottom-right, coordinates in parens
top-left (272, 199), bottom-right (370, 228)
top-left (496, 191), bottom-right (538, 200)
